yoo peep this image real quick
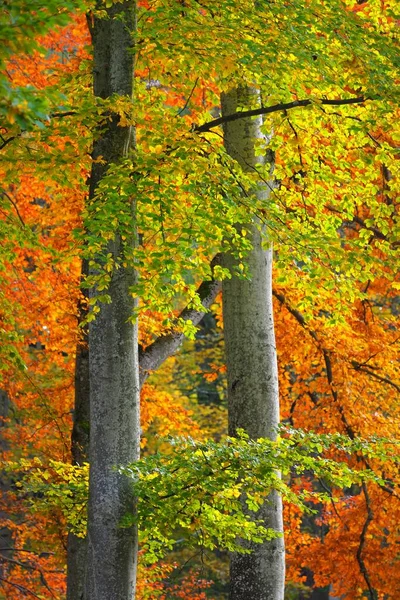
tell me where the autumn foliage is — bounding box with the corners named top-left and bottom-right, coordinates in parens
top-left (1, 0), bottom-right (400, 599)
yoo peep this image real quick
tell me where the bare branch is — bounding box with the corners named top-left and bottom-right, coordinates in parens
top-left (139, 254), bottom-right (222, 388)
top-left (272, 289), bottom-right (355, 438)
top-left (351, 361), bottom-right (400, 394)
top-left (50, 111), bottom-right (77, 119)
top-left (356, 483), bottom-right (377, 600)
top-left (0, 575), bottom-right (43, 599)
top-left (0, 135), bottom-right (17, 150)
top-left (1, 189), bottom-right (25, 227)
top-left (177, 77), bottom-right (199, 116)
top-left (194, 96), bottom-right (367, 133)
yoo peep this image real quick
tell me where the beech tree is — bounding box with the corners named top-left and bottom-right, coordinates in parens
top-left (84, 1), bottom-right (140, 599)
top-left (1, 1), bottom-right (400, 600)
top-left (221, 87), bottom-right (285, 600)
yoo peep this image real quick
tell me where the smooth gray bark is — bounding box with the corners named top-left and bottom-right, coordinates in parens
top-left (221, 87), bottom-right (285, 600)
top-left (68, 250), bottom-right (221, 599)
top-left (85, 2), bottom-right (140, 600)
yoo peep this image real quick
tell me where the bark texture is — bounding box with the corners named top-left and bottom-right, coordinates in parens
top-left (221, 87), bottom-right (285, 600)
top-left (85, 2), bottom-right (140, 600)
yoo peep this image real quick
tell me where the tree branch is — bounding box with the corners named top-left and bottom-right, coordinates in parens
top-left (273, 291), bottom-right (400, 498)
top-left (0, 135), bottom-right (17, 150)
top-left (0, 575), bottom-right (43, 599)
top-left (194, 96), bottom-right (367, 133)
top-left (50, 111), bottom-right (77, 119)
top-left (177, 76), bottom-right (199, 116)
top-left (351, 361), bottom-right (400, 394)
top-left (356, 483), bottom-right (377, 600)
top-left (326, 204), bottom-right (399, 247)
top-left (139, 254), bottom-right (222, 388)
top-left (273, 289), bottom-right (355, 438)
top-left (1, 189), bottom-right (25, 226)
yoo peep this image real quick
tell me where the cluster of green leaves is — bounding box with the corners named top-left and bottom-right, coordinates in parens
top-left (81, 0), bottom-right (400, 327)
top-left (5, 458), bottom-right (89, 537)
top-left (2, 0), bottom-right (399, 340)
top-left (139, 0), bottom-right (399, 99)
top-left (264, 105), bottom-right (399, 312)
top-left (83, 128), bottom-right (254, 322)
top-left (121, 431), bottom-right (397, 562)
top-left (12, 430), bottom-right (397, 564)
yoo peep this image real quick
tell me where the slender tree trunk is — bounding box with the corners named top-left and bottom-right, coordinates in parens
top-left (67, 261), bottom-right (89, 600)
top-left (221, 87), bottom-right (285, 600)
top-left (0, 390), bottom-right (14, 580)
top-left (85, 2), bottom-right (140, 599)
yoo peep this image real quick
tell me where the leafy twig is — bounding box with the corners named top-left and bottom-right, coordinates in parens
top-left (1, 189), bottom-right (25, 227)
top-left (177, 77), bottom-right (199, 116)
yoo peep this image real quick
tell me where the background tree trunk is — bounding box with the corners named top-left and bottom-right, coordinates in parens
top-left (0, 390), bottom-right (14, 581)
top-left (67, 261), bottom-right (89, 600)
top-left (221, 87), bottom-right (285, 600)
top-left (85, 2), bottom-right (140, 599)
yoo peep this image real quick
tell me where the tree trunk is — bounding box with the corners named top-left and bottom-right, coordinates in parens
top-left (67, 261), bottom-right (89, 600)
top-left (221, 87), bottom-right (285, 600)
top-left (0, 390), bottom-right (14, 581)
top-left (85, 2), bottom-right (140, 600)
